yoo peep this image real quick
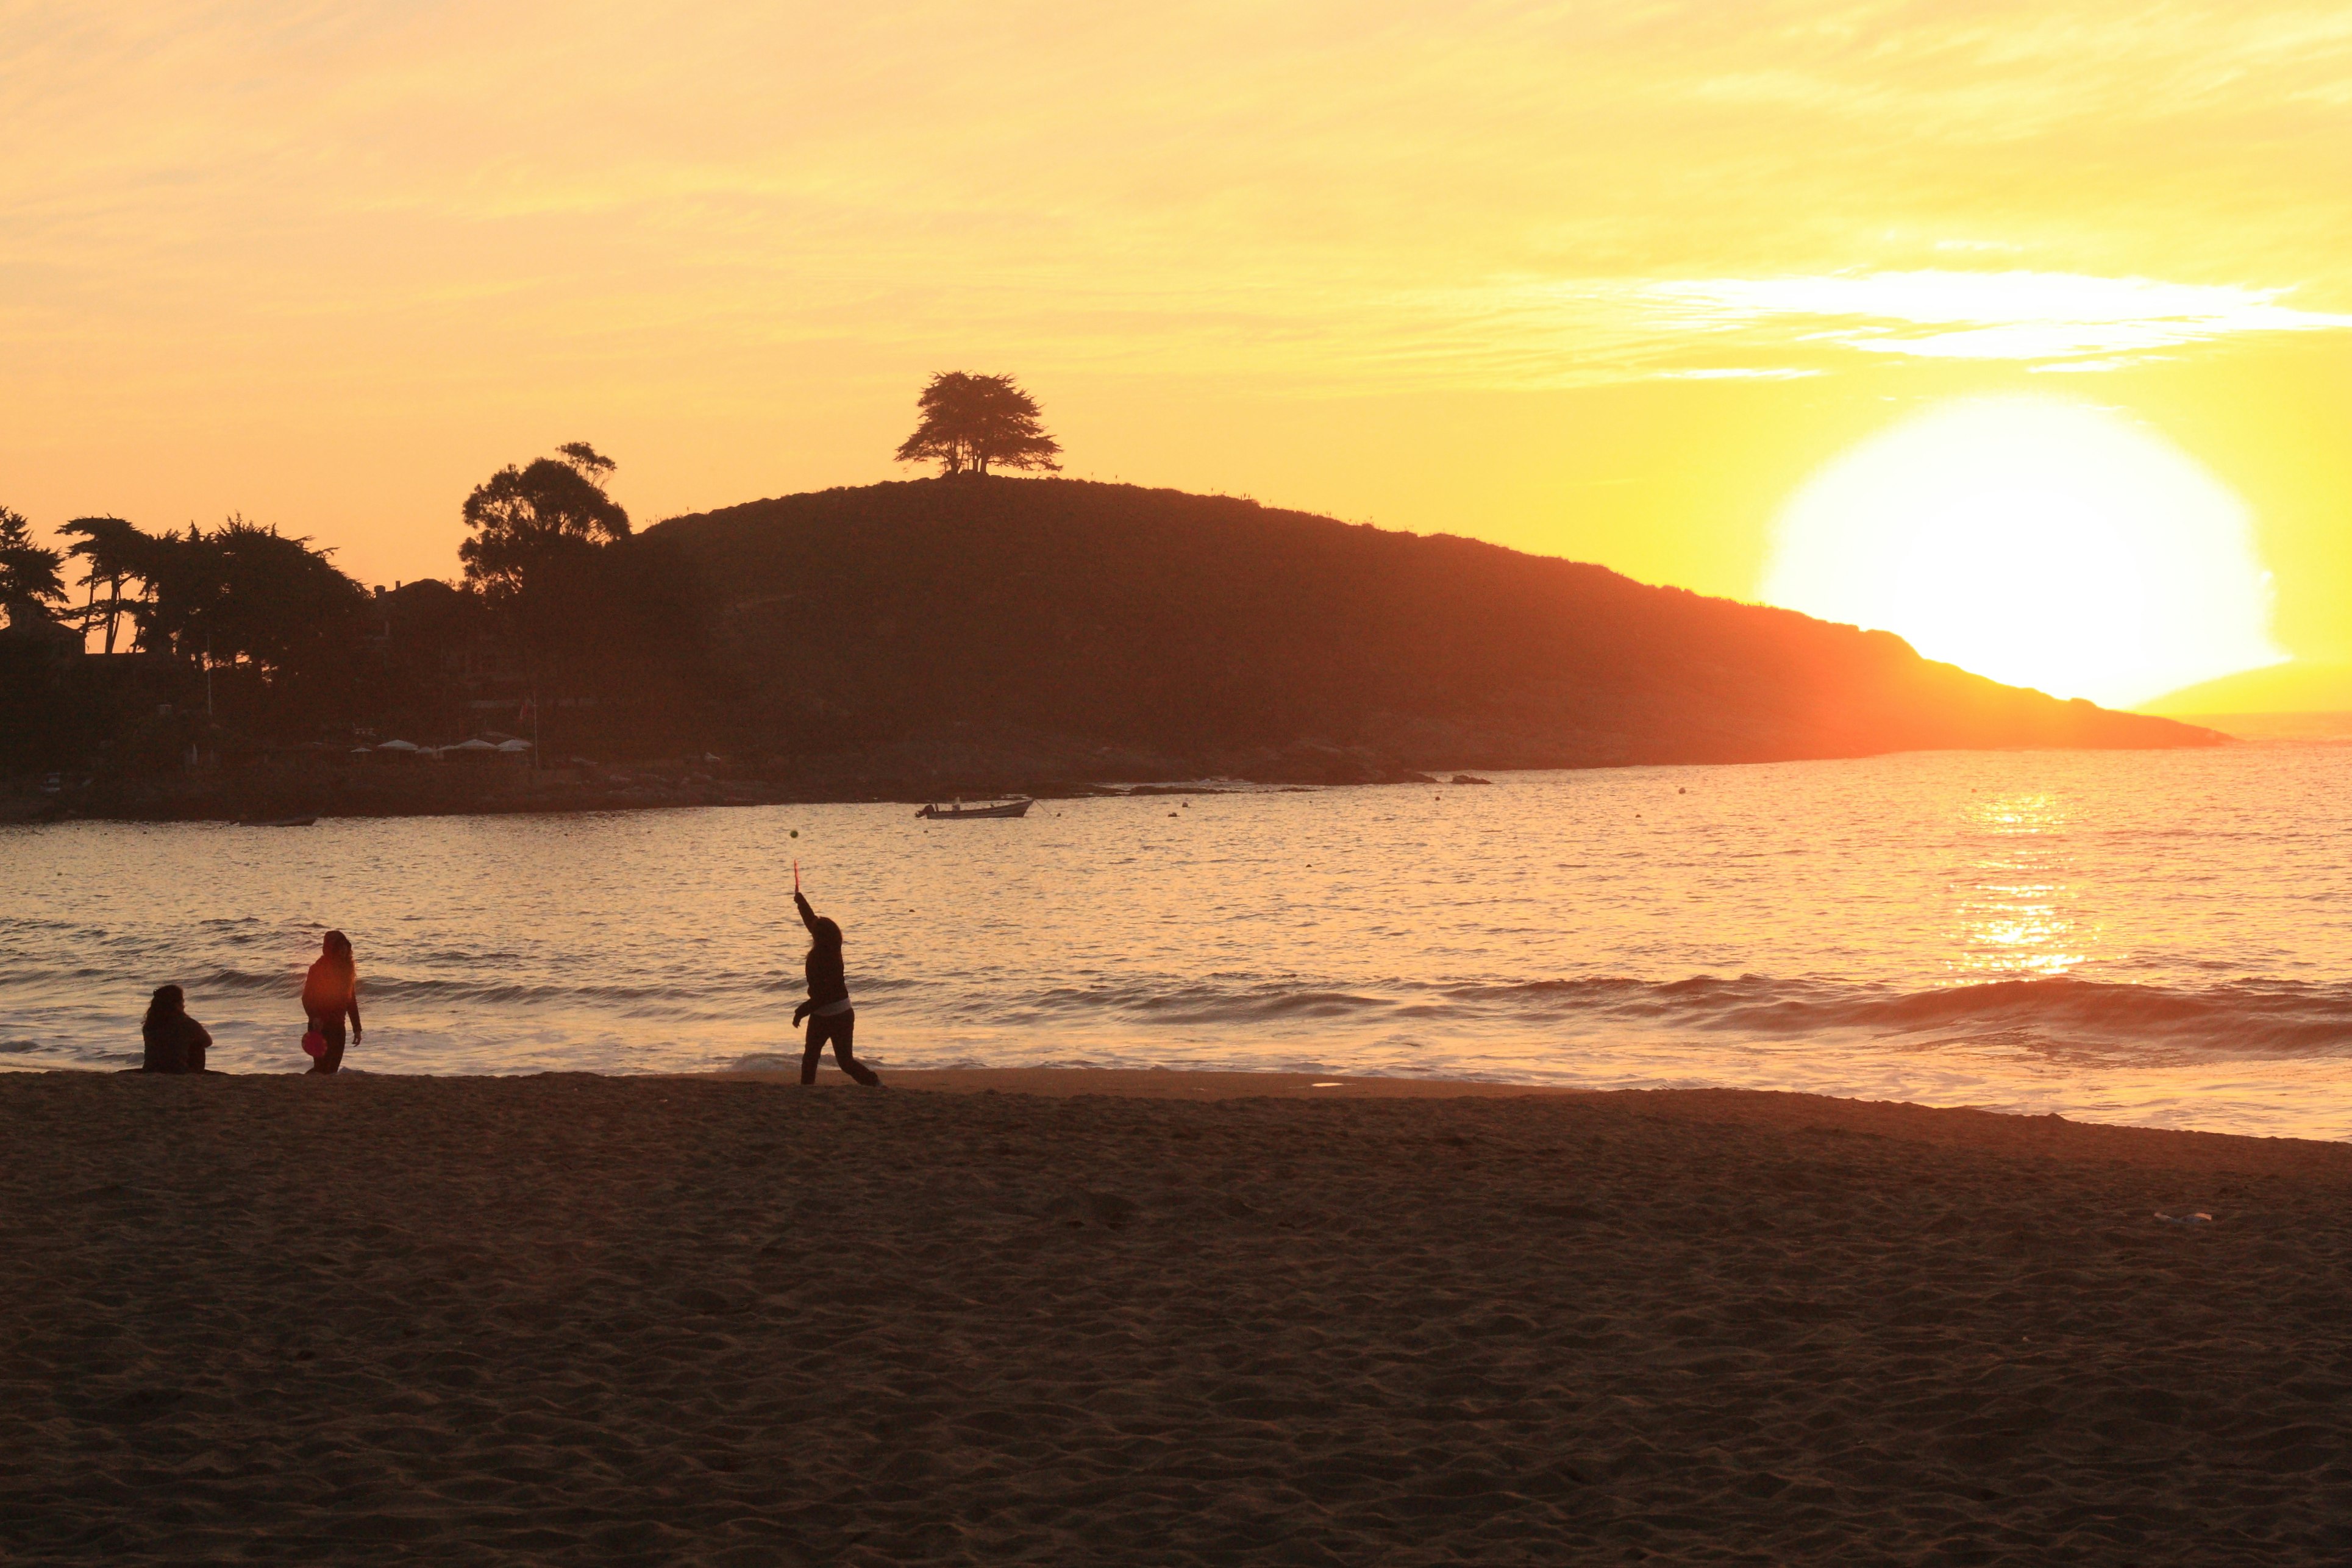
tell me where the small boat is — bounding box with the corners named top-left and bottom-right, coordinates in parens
top-left (916, 797), bottom-right (1033, 820)
top-left (241, 816), bottom-right (318, 828)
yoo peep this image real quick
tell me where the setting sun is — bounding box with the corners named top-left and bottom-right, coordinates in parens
top-left (1759, 397), bottom-right (2286, 708)
top-left (12, 8), bottom-right (2352, 1563)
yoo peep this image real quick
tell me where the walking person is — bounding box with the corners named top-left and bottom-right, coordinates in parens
top-left (301, 930), bottom-right (363, 1074)
top-left (138, 985), bottom-right (213, 1073)
top-left (792, 877), bottom-right (880, 1086)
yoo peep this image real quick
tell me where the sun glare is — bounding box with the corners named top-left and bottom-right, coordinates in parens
top-left (1759, 397), bottom-right (2285, 708)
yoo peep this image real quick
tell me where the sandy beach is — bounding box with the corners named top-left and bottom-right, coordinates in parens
top-left (5, 1069), bottom-right (2349, 1566)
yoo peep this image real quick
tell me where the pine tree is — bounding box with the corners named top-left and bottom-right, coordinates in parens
top-left (0, 507), bottom-right (66, 629)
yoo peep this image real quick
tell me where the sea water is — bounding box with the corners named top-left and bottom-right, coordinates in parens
top-left (4, 744), bottom-right (2349, 1138)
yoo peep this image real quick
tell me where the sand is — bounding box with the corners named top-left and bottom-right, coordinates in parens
top-left (4, 1069), bottom-right (2350, 1566)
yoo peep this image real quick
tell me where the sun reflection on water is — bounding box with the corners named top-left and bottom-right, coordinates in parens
top-left (1950, 791), bottom-right (2087, 977)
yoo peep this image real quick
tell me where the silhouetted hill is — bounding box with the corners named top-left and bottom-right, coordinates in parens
top-left (635, 478), bottom-right (2218, 789)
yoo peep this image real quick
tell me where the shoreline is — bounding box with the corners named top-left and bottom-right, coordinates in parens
top-left (5, 752), bottom-right (1507, 827)
top-left (31, 1060), bottom-right (2352, 1164)
top-left (0, 773), bottom-right (1439, 827)
top-left (850, 1070), bottom-right (2352, 1171)
top-left (16, 1057), bottom-right (2352, 1144)
top-left (15, 725), bottom-right (2320, 826)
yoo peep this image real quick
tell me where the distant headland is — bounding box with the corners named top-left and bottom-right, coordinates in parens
top-left (1, 473), bottom-right (2220, 823)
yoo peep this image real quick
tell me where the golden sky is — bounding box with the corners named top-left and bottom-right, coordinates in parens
top-left (7, 2), bottom-right (2351, 693)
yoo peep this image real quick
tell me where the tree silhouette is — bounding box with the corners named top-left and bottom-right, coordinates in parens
top-left (57, 516), bottom-right (155, 654)
top-left (894, 372), bottom-right (1061, 477)
top-left (458, 443), bottom-right (631, 602)
top-left (0, 507), bottom-right (66, 629)
top-left (135, 517), bottom-right (367, 677)
top-left (456, 444), bottom-right (634, 746)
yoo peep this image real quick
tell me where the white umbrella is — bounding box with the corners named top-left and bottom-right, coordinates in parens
top-left (376, 739), bottom-right (419, 752)
top-left (496, 739), bottom-right (534, 754)
top-left (452, 738), bottom-right (499, 752)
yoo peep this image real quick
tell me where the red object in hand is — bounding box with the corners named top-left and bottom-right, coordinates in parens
top-left (794, 858), bottom-right (800, 891)
top-left (301, 1029), bottom-right (327, 1060)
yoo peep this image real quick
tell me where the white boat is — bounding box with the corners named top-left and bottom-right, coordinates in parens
top-left (916, 797), bottom-right (1033, 820)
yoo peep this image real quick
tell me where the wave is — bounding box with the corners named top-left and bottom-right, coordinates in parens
top-left (361, 970), bottom-right (2352, 1057)
top-left (997, 972), bottom-right (2352, 1061)
top-left (1451, 974), bottom-right (2352, 1055)
top-left (11, 955), bottom-right (2347, 1066)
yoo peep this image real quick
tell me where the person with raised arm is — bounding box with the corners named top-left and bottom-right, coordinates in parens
top-left (301, 930), bottom-right (363, 1075)
top-left (791, 872), bottom-right (880, 1086)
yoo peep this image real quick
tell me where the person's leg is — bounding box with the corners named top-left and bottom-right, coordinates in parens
top-left (312, 1017), bottom-right (346, 1075)
top-left (800, 1016), bottom-right (827, 1084)
top-left (829, 1011), bottom-right (879, 1086)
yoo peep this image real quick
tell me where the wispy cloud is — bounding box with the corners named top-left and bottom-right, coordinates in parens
top-left (1659, 367), bottom-right (1823, 380)
top-left (1634, 271), bottom-right (2352, 367)
top-left (1376, 268), bottom-right (2352, 391)
top-left (7, 1), bottom-right (2352, 568)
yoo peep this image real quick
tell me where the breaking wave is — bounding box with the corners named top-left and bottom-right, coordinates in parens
top-left (1000, 973), bottom-right (2352, 1061)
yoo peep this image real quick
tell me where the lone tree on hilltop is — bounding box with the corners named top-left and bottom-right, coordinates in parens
top-left (894, 372), bottom-right (1061, 477)
top-left (458, 442), bottom-right (631, 604)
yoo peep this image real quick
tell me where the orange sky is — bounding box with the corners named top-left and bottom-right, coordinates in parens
top-left (6, 2), bottom-right (2350, 697)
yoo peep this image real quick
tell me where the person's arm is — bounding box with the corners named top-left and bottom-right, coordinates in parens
top-left (794, 889), bottom-right (818, 933)
top-left (347, 990), bottom-right (362, 1042)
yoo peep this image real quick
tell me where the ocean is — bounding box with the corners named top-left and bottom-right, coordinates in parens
top-left (5, 743), bottom-right (2349, 1137)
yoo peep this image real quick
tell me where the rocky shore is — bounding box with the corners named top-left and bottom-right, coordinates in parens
top-left (4, 739), bottom-right (1479, 824)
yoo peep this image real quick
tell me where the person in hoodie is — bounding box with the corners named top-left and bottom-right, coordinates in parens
top-left (791, 885), bottom-right (880, 1086)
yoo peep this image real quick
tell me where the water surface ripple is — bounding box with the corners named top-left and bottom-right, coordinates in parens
top-left (4, 746), bottom-right (2348, 1136)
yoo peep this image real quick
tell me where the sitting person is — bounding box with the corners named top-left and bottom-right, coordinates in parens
top-left (139, 985), bottom-right (213, 1073)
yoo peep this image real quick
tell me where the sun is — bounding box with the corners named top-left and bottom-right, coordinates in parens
top-left (1759, 396), bottom-right (2284, 708)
